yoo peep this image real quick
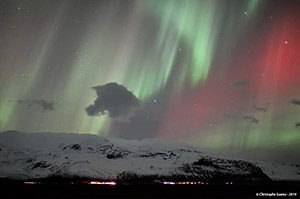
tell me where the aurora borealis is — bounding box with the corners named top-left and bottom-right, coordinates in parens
top-left (1, 0), bottom-right (300, 163)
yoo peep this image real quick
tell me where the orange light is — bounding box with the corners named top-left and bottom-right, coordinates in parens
top-left (90, 181), bottom-right (116, 185)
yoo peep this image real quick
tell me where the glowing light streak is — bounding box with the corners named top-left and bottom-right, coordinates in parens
top-left (89, 181), bottom-right (116, 185)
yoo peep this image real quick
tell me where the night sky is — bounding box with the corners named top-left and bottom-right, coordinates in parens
top-left (1, 0), bottom-right (300, 163)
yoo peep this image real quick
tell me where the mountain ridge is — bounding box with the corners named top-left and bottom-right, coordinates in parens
top-left (0, 131), bottom-right (299, 183)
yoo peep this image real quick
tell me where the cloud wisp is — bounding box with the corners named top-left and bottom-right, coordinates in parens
top-left (227, 79), bottom-right (248, 91)
top-left (243, 116), bottom-right (259, 124)
top-left (14, 99), bottom-right (55, 112)
top-left (291, 99), bottom-right (300, 106)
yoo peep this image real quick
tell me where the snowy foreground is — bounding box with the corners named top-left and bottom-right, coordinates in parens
top-left (0, 131), bottom-right (299, 183)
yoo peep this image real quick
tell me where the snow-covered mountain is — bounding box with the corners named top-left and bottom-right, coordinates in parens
top-left (0, 131), bottom-right (299, 183)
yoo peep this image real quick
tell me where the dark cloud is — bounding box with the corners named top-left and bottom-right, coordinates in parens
top-left (232, 79), bottom-right (248, 87)
top-left (15, 99), bottom-right (55, 112)
top-left (253, 103), bottom-right (270, 113)
top-left (291, 99), bottom-right (300, 106)
top-left (243, 116), bottom-right (259, 124)
top-left (254, 106), bottom-right (268, 113)
top-left (85, 82), bottom-right (140, 119)
top-left (227, 79), bottom-right (248, 91)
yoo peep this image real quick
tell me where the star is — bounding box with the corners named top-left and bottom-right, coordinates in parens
top-left (284, 40), bottom-right (288, 44)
